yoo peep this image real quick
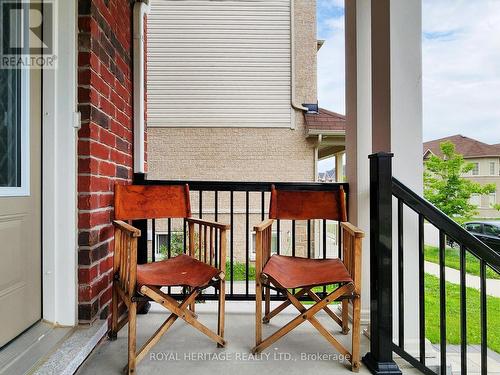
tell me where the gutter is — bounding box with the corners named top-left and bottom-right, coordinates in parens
top-left (133, 0), bottom-right (150, 173)
top-left (307, 129), bottom-right (346, 137)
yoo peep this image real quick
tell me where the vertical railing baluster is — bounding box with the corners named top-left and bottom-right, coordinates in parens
top-left (167, 218), bottom-right (171, 259)
top-left (167, 218), bottom-right (171, 293)
top-left (480, 259), bottom-right (487, 375)
top-left (323, 219), bottom-right (327, 295)
top-left (307, 219), bottom-right (311, 259)
top-left (322, 219), bottom-right (327, 259)
top-left (276, 219), bottom-right (281, 255)
top-left (199, 190), bottom-right (203, 219)
top-left (215, 191), bottom-right (219, 272)
top-left (418, 214), bottom-right (426, 365)
top-left (398, 199), bottom-right (404, 349)
top-left (261, 191), bottom-right (265, 221)
top-left (439, 231), bottom-right (447, 375)
top-left (230, 191), bottom-right (234, 296)
top-left (245, 191), bottom-right (250, 296)
top-left (183, 218), bottom-right (187, 254)
top-left (459, 244), bottom-right (467, 375)
top-left (152, 219), bottom-right (156, 262)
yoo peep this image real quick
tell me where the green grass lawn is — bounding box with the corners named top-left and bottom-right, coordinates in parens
top-left (425, 246), bottom-right (500, 280)
top-left (225, 261), bottom-right (255, 281)
top-left (425, 274), bottom-right (500, 353)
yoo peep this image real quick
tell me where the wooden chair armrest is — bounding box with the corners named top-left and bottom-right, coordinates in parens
top-left (186, 217), bottom-right (230, 230)
top-left (113, 220), bottom-right (141, 237)
top-left (254, 219), bottom-right (274, 232)
top-left (341, 222), bottom-right (365, 238)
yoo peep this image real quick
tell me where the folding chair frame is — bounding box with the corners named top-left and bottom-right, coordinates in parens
top-left (108, 218), bottom-right (228, 374)
top-left (252, 220), bottom-right (364, 372)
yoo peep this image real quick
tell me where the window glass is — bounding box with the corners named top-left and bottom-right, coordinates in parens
top-left (489, 193), bottom-right (496, 207)
top-left (251, 231), bottom-right (283, 260)
top-left (490, 162), bottom-right (496, 176)
top-left (465, 223), bottom-right (482, 233)
top-left (484, 224), bottom-right (500, 237)
top-left (471, 163), bottom-right (479, 176)
top-left (155, 232), bottom-right (185, 259)
top-left (0, 8), bottom-right (22, 188)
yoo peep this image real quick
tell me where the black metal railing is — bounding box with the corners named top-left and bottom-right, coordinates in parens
top-left (133, 173), bottom-right (349, 301)
top-left (364, 153), bottom-right (500, 375)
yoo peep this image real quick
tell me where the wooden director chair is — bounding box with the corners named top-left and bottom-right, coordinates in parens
top-left (252, 185), bottom-right (364, 372)
top-left (108, 184), bottom-right (229, 374)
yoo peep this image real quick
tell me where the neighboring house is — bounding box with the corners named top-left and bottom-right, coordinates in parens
top-left (318, 169), bottom-right (336, 182)
top-left (147, 0), bottom-right (319, 183)
top-left (423, 134), bottom-right (500, 218)
top-left (305, 108), bottom-right (346, 182)
top-left (145, 0), bottom-right (346, 262)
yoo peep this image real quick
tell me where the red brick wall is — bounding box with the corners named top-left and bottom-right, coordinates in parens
top-left (77, 0), bottom-right (134, 323)
top-left (144, 14), bottom-right (148, 172)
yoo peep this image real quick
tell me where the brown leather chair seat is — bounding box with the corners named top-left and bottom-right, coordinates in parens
top-left (262, 255), bottom-right (353, 289)
top-left (137, 254), bottom-right (220, 288)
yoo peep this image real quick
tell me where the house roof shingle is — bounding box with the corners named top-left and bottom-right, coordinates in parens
top-left (304, 108), bottom-right (346, 134)
top-left (423, 134), bottom-right (500, 158)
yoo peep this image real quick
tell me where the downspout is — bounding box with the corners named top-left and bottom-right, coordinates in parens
top-left (290, 0), bottom-right (308, 120)
top-left (133, 1), bottom-right (150, 173)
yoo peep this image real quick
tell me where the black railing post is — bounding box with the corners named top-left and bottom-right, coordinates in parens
top-left (362, 152), bottom-right (402, 375)
top-left (133, 173), bottom-right (148, 265)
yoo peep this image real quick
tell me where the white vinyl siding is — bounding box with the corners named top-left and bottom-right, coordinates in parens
top-left (147, 0), bottom-right (292, 128)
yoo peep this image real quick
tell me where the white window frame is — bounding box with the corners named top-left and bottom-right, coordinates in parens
top-left (488, 193), bottom-right (496, 208)
top-left (490, 161), bottom-right (496, 176)
top-left (470, 193), bottom-right (481, 206)
top-left (471, 162), bottom-right (480, 176)
top-left (155, 231), bottom-right (184, 257)
top-left (250, 230), bottom-right (289, 261)
top-left (0, 58), bottom-right (30, 197)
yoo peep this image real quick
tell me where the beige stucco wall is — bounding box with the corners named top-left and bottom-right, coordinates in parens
top-left (147, 0), bottom-right (318, 183)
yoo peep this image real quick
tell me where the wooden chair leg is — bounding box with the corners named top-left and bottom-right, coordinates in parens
top-left (108, 282), bottom-right (118, 341)
top-left (128, 302), bottom-right (137, 374)
top-left (255, 275), bottom-right (262, 346)
top-left (189, 287), bottom-right (196, 313)
top-left (217, 279), bottom-right (226, 348)
top-left (351, 296), bottom-right (361, 372)
top-left (342, 299), bottom-right (350, 334)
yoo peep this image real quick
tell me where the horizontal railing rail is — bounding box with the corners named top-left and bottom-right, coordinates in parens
top-left (132, 173), bottom-right (349, 302)
top-left (392, 178), bottom-right (500, 273)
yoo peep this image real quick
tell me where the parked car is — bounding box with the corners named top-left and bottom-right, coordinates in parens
top-left (458, 221), bottom-right (500, 252)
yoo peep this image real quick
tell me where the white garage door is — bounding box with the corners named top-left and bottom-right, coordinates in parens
top-left (147, 0), bottom-right (292, 128)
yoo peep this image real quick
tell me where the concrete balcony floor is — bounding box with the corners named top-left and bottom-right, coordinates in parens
top-left (77, 301), bottom-right (420, 375)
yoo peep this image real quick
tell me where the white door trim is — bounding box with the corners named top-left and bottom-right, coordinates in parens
top-left (42, 0), bottom-right (78, 326)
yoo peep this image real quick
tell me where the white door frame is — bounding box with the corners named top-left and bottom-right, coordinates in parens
top-left (42, 0), bottom-right (78, 326)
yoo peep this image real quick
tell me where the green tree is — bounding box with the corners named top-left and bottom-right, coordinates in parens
top-left (424, 141), bottom-right (496, 219)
